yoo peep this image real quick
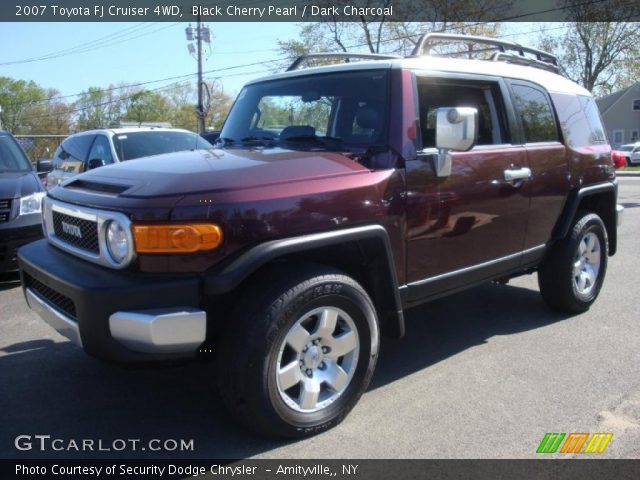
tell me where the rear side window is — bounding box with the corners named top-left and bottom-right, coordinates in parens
top-left (511, 84), bottom-right (558, 143)
top-left (578, 96), bottom-right (606, 144)
top-left (550, 93), bottom-right (606, 148)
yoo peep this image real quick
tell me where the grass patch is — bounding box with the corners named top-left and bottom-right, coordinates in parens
top-left (622, 166), bottom-right (640, 171)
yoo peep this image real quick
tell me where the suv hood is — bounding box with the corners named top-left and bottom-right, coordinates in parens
top-left (0, 171), bottom-right (41, 199)
top-left (59, 148), bottom-right (369, 198)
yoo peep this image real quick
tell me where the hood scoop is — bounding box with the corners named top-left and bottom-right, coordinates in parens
top-left (64, 179), bottom-right (131, 195)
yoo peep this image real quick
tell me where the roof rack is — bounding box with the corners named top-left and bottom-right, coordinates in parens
top-left (287, 52), bottom-right (402, 71)
top-left (410, 33), bottom-right (559, 74)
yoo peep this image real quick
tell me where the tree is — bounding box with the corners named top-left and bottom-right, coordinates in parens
top-left (539, 1), bottom-right (640, 95)
top-left (122, 89), bottom-right (171, 125)
top-left (276, 0), bottom-right (509, 70)
top-left (0, 77), bottom-right (48, 133)
top-left (74, 85), bottom-right (123, 130)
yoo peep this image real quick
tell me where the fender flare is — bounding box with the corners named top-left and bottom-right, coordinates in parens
top-left (552, 181), bottom-right (618, 254)
top-left (203, 224), bottom-right (405, 337)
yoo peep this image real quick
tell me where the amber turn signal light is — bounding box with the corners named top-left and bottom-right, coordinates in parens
top-left (132, 224), bottom-right (223, 253)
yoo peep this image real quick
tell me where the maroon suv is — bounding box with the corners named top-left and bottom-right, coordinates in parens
top-left (18, 35), bottom-right (623, 438)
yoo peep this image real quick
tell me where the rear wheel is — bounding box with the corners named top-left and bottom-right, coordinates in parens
top-left (216, 266), bottom-right (379, 438)
top-left (538, 212), bottom-right (608, 313)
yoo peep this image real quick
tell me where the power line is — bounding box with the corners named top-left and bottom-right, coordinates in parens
top-left (8, 0), bottom-right (634, 121)
top-left (0, 23), bottom-right (180, 66)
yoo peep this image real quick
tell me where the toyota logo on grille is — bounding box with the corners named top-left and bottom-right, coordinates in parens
top-left (61, 221), bottom-right (82, 239)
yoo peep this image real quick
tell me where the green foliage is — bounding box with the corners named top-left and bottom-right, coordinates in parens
top-left (538, 1), bottom-right (640, 95)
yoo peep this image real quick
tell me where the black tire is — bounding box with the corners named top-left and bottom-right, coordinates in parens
top-left (216, 265), bottom-right (379, 439)
top-left (538, 212), bottom-right (608, 313)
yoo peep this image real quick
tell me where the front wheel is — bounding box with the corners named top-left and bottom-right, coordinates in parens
top-left (538, 212), bottom-right (608, 313)
top-left (216, 266), bottom-right (379, 438)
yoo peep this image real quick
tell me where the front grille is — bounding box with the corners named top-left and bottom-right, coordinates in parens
top-left (52, 211), bottom-right (99, 253)
top-left (25, 273), bottom-right (77, 321)
top-left (0, 198), bottom-right (11, 223)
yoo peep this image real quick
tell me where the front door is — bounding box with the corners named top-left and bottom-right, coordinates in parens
top-left (405, 75), bottom-right (531, 303)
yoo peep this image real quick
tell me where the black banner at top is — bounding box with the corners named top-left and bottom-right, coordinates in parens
top-left (3, 0), bottom-right (640, 22)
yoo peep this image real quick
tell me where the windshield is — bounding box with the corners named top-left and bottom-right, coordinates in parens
top-left (111, 131), bottom-right (212, 161)
top-left (220, 70), bottom-right (390, 151)
top-left (0, 133), bottom-right (32, 172)
top-left (619, 145), bottom-right (634, 152)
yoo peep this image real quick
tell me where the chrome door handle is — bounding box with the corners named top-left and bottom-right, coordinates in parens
top-left (504, 167), bottom-right (532, 182)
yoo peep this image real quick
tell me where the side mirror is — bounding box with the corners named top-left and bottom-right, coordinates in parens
top-left (86, 158), bottom-right (105, 170)
top-left (36, 159), bottom-right (53, 173)
top-left (433, 107), bottom-right (478, 177)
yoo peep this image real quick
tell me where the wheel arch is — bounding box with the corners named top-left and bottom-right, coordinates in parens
top-left (553, 181), bottom-right (618, 255)
top-left (203, 225), bottom-right (405, 338)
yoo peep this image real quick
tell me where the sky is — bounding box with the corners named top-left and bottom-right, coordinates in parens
top-left (0, 22), bottom-right (554, 103)
top-left (0, 22), bottom-right (300, 99)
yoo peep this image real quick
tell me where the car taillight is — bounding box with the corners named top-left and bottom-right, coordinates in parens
top-left (611, 151), bottom-right (626, 170)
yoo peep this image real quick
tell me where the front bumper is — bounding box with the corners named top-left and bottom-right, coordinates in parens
top-left (18, 239), bottom-right (207, 363)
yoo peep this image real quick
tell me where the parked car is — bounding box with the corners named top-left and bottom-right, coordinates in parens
top-left (19, 34), bottom-right (623, 438)
top-left (0, 130), bottom-right (46, 271)
top-left (616, 142), bottom-right (640, 166)
top-left (45, 127), bottom-right (213, 189)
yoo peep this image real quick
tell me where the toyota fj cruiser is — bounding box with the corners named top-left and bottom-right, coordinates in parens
top-left (18, 34), bottom-right (623, 438)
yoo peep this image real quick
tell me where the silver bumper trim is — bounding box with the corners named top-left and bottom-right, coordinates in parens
top-left (109, 308), bottom-right (206, 354)
top-left (616, 204), bottom-right (624, 227)
top-left (25, 288), bottom-right (83, 347)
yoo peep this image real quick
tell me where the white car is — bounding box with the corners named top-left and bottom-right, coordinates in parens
top-left (46, 127), bottom-right (213, 189)
top-left (617, 143), bottom-right (640, 166)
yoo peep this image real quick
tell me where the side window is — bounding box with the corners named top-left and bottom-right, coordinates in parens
top-left (511, 84), bottom-right (559, 143)
top-left (417, 79), bottom-right (508, 148)
top-left (53, 145), bottom-right (64, 168)
top-left (87, 135), bottom-right (114, 164)
top-left (578, 96), bottom-right (606, 144)
top-left (63, 134), bottom-right (96, 161)
top-left (56, 135), bottom-right (95, 173)
top-left (551, 93), bottom-right (605, 147)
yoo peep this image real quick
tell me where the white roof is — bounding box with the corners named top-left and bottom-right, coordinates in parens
top-left (72, 127), bottom-right (193, 136)
top-left (247, 55), bottom-right (591, 97)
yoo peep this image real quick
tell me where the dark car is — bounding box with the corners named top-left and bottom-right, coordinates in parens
top-left (18, 34), bottom-right (623, 438)
top-left (0, 130), bottom-right (45, 271)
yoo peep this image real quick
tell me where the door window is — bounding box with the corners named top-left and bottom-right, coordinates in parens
top-left (416, 80), bottom-right (508, 148)
top-left (87, 135), bottom-right (114, 165)
top-left (511, 84), bottom-right (559, 143)
top-left (56, 134), bottom-right (96, 173)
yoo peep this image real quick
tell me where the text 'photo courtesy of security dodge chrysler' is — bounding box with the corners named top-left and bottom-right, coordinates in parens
top-left (18, 34), bottom-right (624, 439)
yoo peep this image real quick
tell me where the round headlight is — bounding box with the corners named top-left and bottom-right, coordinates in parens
top-left (106, 220), bottom-right (129, 264)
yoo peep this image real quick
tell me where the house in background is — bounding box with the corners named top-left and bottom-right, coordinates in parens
top-left (596, 82), bottom-right (640, 148)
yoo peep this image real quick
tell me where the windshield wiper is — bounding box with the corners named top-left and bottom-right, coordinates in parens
top-left (240, 135), bottom-right (278, 146)
top-left (280, 135), bottom-right (347, 150)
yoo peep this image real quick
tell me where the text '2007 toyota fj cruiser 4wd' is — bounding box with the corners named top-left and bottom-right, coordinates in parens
top-left (19, 34), bottom-right (623, 438)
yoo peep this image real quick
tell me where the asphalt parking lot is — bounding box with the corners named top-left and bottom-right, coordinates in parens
top-left (1, 177), bottom-right (639, 460)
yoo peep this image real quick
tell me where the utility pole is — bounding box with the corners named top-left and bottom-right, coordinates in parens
top-left (186, 19), bottom-right (212, 134)
top-left (196, 14), bottom-right (205, 134)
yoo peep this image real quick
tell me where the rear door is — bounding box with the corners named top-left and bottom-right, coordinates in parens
top-left (405, 74), bottom-right (531, 303)
top-left (507, 81), bottom-right (570, 250)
